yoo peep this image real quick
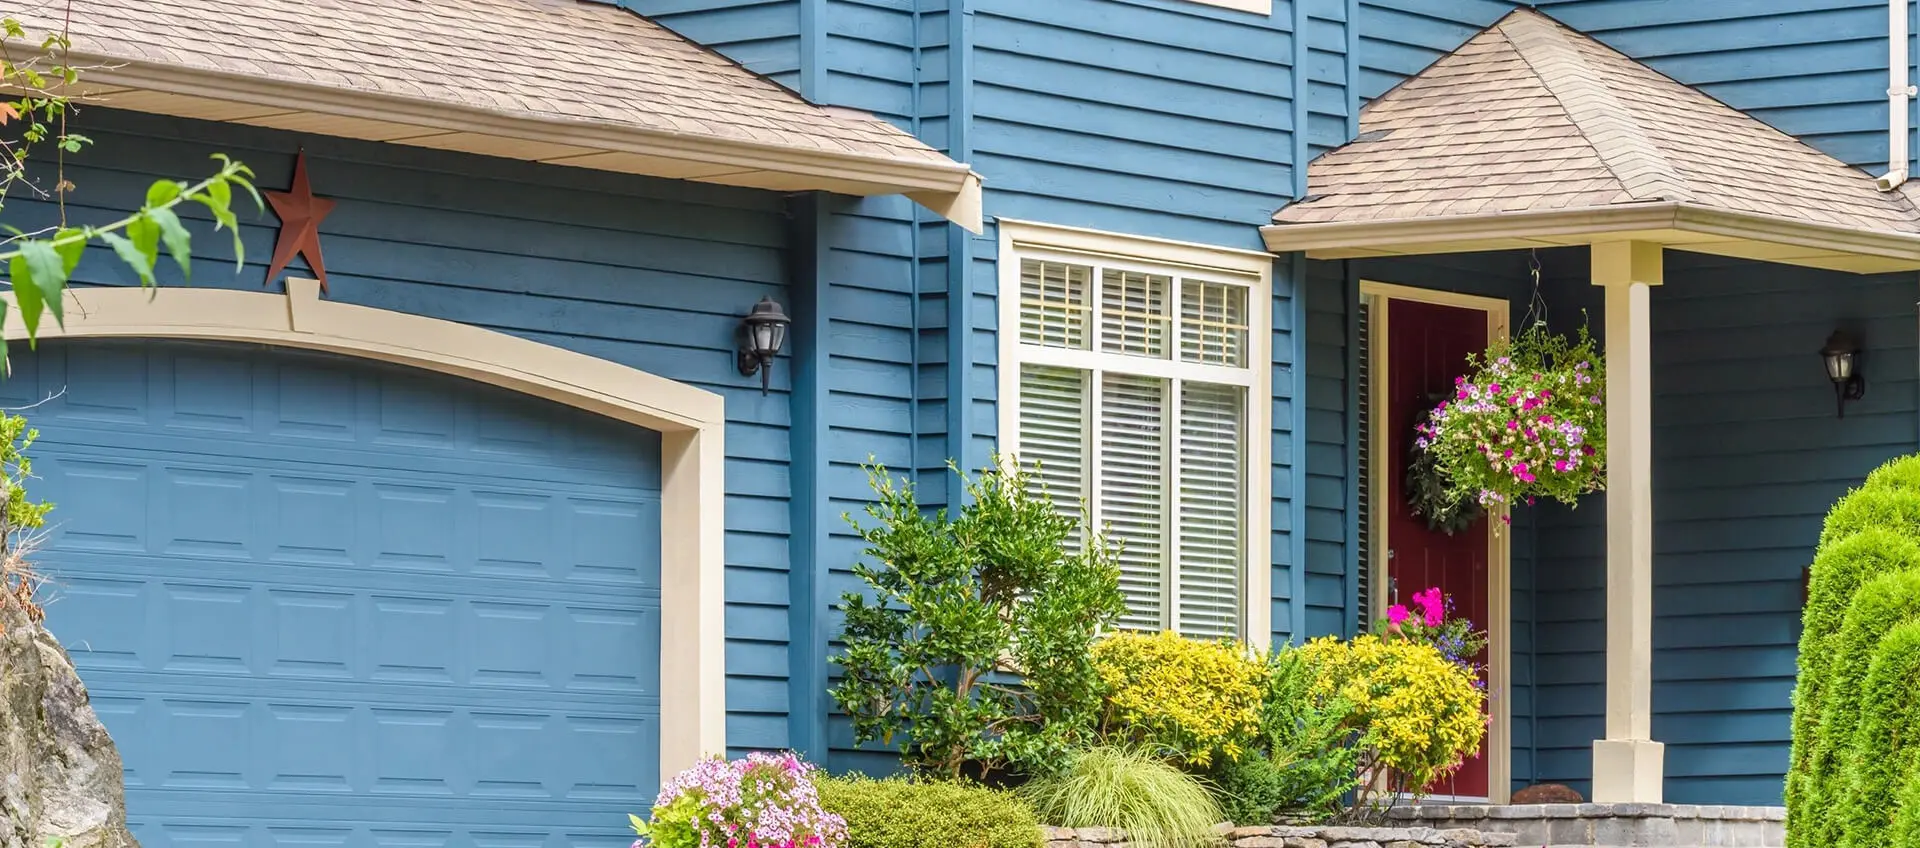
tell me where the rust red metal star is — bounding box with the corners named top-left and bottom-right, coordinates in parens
top-left (264, 150), bottom-right (336, 292)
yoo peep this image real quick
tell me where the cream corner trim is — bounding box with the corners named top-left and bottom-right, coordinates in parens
top-left (2, 279), bottom-right (728, 776)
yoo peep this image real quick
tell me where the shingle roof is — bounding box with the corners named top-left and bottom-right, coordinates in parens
top-left (19, 0), bottom-right (954, 164)
top-left (25, 0), bottom-right (952, 165)
top-left (4, 0), bottom-right (983, 228)
top-left (1273, 8), bottom-right (1920, 236)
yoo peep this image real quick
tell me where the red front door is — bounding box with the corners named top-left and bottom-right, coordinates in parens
top-left (1383, 298), bottom-right (1492, 799)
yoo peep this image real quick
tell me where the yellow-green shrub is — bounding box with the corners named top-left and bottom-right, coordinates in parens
top-left (1835, 618), bottom-right (1920, 848)
top-left (1862, 454), bottom-right (1920, 493)
top-left (1817, 480), bottom-right (1920, 552)
top-left (1799, 569), bottom-right (1920, 848)
top-left (1895, 769), bottom-right (1920, 848)
top-left (818, 776), bottom-right (1042, 848)
top-left (1295, 634), bottom-right (1484, 792)
top-left (1092, 630), bottom-right (1264, 767)
top-left (1786, 527), bottom-right (1920, 824)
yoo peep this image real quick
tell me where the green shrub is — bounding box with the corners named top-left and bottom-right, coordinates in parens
top-left (1861, 454), bottom-right (1920, 493)
top-left (832, 460), bottom-right (1126, 780)
top-left (1018, 747), bottom-right (1222, 848)
top-left (1253, 647), bottom-right (1363, 822)
top-left (817, 776), bottom-right (1042, 848)
top-left (1816, 484), bottom-right (1920, 552)
top-left (1798, 569), bottom-right (1920, 848)
top-left (1834, 618), bottom-right (1920, 848)
top-left (1895, 769), bottom-right (1920, 848)
top-left (1785, 528), bottom-right (1920, 823)
top-left (1092, 631), bottom-right (1265, 767)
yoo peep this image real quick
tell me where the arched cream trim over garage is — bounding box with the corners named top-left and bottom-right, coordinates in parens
top-left (1, 278), bottom-right (727, 778)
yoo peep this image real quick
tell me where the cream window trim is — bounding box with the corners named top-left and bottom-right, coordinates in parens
top-left (1181, 0), bottom-right (1273, 14)
top-left (0, 279), bottom-right (728, 780)
top-left (996, 220), bottom-right (1273, 644)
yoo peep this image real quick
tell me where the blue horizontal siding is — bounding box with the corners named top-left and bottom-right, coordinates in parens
top-left (24, 107), bottom-right (798, 757)
top-left (616, 0), bottom-right (805, 90)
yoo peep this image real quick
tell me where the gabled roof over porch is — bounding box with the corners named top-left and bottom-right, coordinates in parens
top-left (1263, 8), bottom-right (1920, 273)
top-left (7, 0), bottom-right (983, 230)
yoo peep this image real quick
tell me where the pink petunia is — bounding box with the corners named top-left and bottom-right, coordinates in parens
top-left (1388, 604), bottom-right (1410, 626)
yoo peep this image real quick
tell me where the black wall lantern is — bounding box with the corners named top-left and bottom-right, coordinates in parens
top-left (1820, 329), bottom-right (1866, 418)
top-left (737, 296), bottom-right (791, 395)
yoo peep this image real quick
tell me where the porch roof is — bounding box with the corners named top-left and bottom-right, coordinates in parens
top-left (8, 0), bottom-right (982, 229)
top-left (1263, 8), bottom-right (1920, 273)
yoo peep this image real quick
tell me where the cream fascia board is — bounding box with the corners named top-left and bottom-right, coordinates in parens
top-left (996, 219), bottom-right (1275, 645)
top-left (1, 279), bottom-right (728, 778)
top-left (1260, 202), bottom-right (1920, 269)
top-left (70, 53), bottom-right (985, 232)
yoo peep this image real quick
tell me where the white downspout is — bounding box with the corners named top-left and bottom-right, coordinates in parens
top-left (1880, 0), bottom-right (1915, 191)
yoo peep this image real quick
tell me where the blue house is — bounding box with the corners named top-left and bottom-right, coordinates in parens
top-left (6, 0), bottom-right (1920, 843)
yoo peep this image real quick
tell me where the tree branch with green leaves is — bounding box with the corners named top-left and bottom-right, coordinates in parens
top-left (0, 11), bottom-right (259, 371)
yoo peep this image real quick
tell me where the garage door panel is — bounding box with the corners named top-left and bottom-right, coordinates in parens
top-left (23, 340), bottom-right (662, 845)
top-left (36, 454), bottom-right (662, 587)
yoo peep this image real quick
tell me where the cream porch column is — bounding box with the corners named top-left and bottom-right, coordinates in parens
top-left (1590, 242), bottom-right (1665, 804)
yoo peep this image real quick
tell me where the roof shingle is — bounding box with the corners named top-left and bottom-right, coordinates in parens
top-left (10, 0), bottom-right (955, 167)
top-left (1273, 9), bottom-right (1920, 235)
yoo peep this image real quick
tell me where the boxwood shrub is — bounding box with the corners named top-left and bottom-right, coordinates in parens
top-left (1835, 618), bottom-right (1920, 848)
top-left (1816, 481), bottom-right (1920, 552)
top-left (1797, 568), bottom-right (1920, 848)
top-left (1786, 527), bottom-right (1920, 823)
top-left (817, 775), bottom-right (1042, 848)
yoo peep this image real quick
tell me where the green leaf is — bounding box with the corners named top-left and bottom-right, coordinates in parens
top-left (126, 214), bottom-right (160, 275)
top-left (146, 208), bottom-right (193, 282)
top-left (627, 814), bottom-right (648, 836)
top-left (18, 241), bottom-right (67, 329)
top-left (192, 183), bottom-right (244, 269)
top-left (53, 228), bottom-right (84, 275)
top-left (99, 232), bottom-right (155, 288)
top-left (145, 179), bottom-right (184, 208)
top-left (10, 254), bottom-right (43, 345)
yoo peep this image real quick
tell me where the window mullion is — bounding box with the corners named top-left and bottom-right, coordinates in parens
top-left (1166, 376), bottom-right (1182, 635)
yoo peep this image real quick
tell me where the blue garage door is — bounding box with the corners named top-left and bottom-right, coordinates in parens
top-left (11, 340), bottom-right (663, 848)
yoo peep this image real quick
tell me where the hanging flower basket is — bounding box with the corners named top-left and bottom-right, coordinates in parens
top-left (1417, 321), bottom-right (1606, 519)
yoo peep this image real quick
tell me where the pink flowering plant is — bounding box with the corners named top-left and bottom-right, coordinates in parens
top-left (628, 752), bottom-right (846, 848)
top-left (1376, 587), bottom-right (1487, 683)
top-left (1418, 322), bottom-right (1606, 522)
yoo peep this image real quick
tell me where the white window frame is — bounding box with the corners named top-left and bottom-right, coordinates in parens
top-left (1180, 0), bottom-right (1272, 14)
top-left (995, 218), bottom-right (1274, 644)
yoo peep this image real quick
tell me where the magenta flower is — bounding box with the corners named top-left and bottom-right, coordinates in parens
top-left (1388, 604), bottom-right (1411, 626)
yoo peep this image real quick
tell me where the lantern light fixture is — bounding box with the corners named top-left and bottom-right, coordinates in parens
top-left (737, 296), bottom-right (791, 396)
top-left (1819, 329), bottom-right (1866, 419)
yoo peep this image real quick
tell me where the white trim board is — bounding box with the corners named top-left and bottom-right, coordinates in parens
top-left (0, 279), bottom-right (729, 779)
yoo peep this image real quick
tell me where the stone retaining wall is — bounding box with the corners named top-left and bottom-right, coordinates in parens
top-left (1042, 824), bottom-right (1519, 848)
top-left (1388, 803), bottom-right (1786, 848)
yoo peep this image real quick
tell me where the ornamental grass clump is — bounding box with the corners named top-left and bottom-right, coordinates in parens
top-left (1834, 618), bottom-right (1920, 848)
top-left (1420, 322), bottom-right (1605, 519)
top-left (817, 776), bottom-right (1041, 848)
top-left (630, 752), bottom-right (846, 848)
top-left (1296, 634), bottom-right (1485, 799)
top-left (1797, 569), bottom-right (1920, 848)
top-left (1018, 746), bottom-right (1222, 848)
top-left (1092, 631), bottom-right (1265, 767)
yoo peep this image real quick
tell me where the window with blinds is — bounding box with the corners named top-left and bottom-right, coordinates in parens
top-left (1008, 249), bottom-right (1259, 641)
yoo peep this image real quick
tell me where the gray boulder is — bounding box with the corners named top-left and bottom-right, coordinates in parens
top-left (1, 591), bottom-right (137, 848)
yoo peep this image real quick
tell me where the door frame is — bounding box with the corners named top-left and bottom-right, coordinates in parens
top-left (1359, 279), bottom-right (1512, 804)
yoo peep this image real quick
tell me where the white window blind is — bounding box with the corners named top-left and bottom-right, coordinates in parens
top-left (1007, 248), bottom-right (1258, 641)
